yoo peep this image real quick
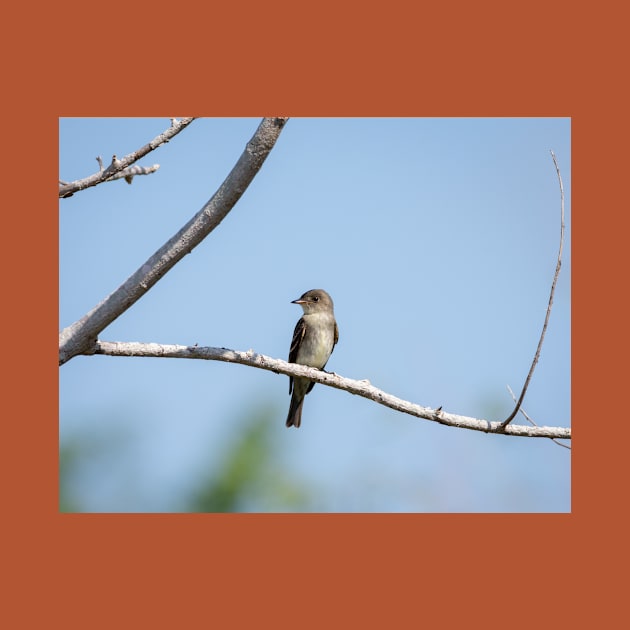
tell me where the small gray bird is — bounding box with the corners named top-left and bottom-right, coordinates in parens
top-left (286, 289), bottom-right (339, 428)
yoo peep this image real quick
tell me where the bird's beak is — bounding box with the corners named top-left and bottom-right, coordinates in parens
top-left (291, 298), bottom-right (307, 305)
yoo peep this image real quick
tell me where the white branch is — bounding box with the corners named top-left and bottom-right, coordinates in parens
top-left (91, 340), bottom-right (571, 440)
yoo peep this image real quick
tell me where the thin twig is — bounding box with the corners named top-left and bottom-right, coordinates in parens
top-left (507, 385), bottom-right (571, 449)
top-left (89, 340), bottom-right (572, 440)
top-left (500, 150), bottom-right (565, 428)
top-left (59, 117), bottom-right (195, 198)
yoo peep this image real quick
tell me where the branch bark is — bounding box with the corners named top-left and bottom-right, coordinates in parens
top-left (90, 341), bottom-right (571, 440)
top-left (59, 117), bottom-right (289, 365)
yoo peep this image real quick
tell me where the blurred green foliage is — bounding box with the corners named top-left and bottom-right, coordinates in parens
top-left (189, 408), bottom-right (314, 512)
top-left (60, 405), bottom-right (315, 513)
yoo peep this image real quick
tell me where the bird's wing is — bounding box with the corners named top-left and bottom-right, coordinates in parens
top-left (288, 317), bottom-right (307, 394)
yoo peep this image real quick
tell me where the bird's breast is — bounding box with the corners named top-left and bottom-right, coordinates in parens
top-left (295, 316), bottom-right (335, 368)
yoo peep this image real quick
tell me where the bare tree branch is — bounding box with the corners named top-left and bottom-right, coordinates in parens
top-left (500, 150), bottom-right (566, 428)
top-left (89, 340), bottom-right (571, 440)
top-left (60, 125), bottom-right (568, 442)
top-left (58, 117), bottom-right (195, 198)
top-left (59, 117), bottom-right (289, 365)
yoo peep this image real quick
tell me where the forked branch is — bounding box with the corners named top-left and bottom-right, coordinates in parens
top-left (59, 117), bottom-right (289, 364)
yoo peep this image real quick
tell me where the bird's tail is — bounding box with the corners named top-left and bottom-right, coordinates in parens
top-left (286, 394), bottom-right (304, 428)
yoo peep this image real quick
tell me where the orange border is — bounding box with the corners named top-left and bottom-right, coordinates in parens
top-left (6, 0), bottom-right (618, 626)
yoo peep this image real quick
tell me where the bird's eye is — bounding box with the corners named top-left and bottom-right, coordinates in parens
top-left (312, 296), bottom-right (319, 302)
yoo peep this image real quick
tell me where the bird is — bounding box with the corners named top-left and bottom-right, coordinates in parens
top-left (286, 289), bottom-right (339, 428)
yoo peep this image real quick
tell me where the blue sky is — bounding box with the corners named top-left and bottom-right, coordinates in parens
top-left (59, 118), bottom-right (571, 512)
